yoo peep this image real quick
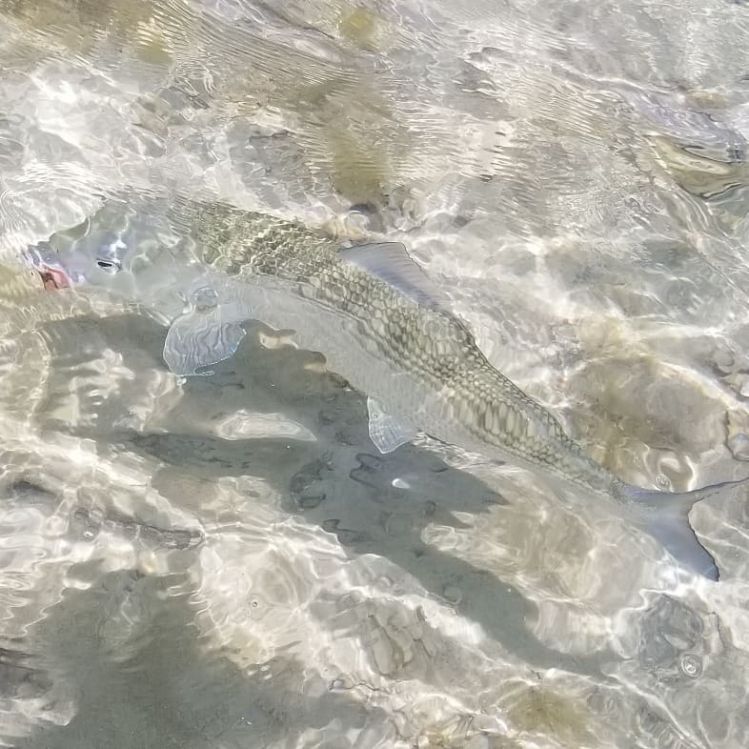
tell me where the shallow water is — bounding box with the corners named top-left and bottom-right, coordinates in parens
top-left (1, 1), bottom-right (749, 747)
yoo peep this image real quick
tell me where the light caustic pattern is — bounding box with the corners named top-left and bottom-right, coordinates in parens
top-left (1, 0), bottom-right (749, 747)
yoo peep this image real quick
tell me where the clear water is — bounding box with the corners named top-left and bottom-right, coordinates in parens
top-left (1, 1), bottom-right (749, 747)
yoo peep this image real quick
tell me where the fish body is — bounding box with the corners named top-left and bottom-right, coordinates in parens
top-left (27, 196), bottom-right (747, 579)
top-left (183, 203), bottom-right (617, 496)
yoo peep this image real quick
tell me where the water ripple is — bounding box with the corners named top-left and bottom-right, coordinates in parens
top-left (2, 0), bottom-right (749, 746)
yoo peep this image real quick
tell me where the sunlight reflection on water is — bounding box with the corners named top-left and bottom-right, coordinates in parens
top-left (1, 1), bottom-right (749, 747)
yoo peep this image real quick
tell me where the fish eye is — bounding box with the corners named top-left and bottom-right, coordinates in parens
top-left (96, 258), bottom-right (121, 273)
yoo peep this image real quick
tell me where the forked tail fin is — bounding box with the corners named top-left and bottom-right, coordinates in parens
top-left (622, 476), bottom-right (749, 581)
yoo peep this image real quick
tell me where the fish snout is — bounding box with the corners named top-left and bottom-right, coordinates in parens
top-left (38, 265), bottom-right (73, 291)
top-left (23, 244), bottom-right (73, 290)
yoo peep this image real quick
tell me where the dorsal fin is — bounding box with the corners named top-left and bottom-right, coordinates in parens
top-left (340, 242), bottom-right (450, 311)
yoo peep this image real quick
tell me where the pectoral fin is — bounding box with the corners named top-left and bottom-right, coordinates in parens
top-left (163, 306), bottom-right (246, 376)
top-left (367, 397), bottom-right (417, 454)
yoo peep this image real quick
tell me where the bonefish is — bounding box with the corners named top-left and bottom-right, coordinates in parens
top-left (26, 196), bottom-right (748, 580)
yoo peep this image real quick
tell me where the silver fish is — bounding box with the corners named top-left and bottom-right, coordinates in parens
top-left (26, 196), bottom-right (747, 580)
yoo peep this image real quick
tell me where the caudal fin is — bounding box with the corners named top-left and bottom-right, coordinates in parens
top-left (622, 476), bottom-right (749, 581)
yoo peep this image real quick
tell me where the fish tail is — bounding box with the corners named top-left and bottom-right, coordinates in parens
top-left (621, 476), bottom-right (749, 581)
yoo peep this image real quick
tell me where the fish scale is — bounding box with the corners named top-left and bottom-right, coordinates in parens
top-left (187, 200), bottom-right (616, 496)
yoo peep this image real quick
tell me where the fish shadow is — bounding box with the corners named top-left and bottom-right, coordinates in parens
top-left (37, 311), bottom-right (613, 677)
top-left (10, 568), bottom-right (394, 748)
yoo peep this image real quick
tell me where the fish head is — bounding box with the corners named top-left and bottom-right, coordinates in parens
top-left (24, 202), bottom-right (195, 314)
top-left (23, 199), bottom-right (242, 376)
top-left (25, 234), bottom-right (133, 292)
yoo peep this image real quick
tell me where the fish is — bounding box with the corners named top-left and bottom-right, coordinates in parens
top-left (25, 195), bottom-right (748, 581)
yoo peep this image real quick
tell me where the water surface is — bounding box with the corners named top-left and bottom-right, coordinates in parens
top-left (1, 1), bottom-right (749, 747)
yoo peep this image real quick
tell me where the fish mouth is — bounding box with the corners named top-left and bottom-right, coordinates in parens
top-left (38, 265), bottom-right (72, 290)
top-left (23, 246), bottom-right (72, 290)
